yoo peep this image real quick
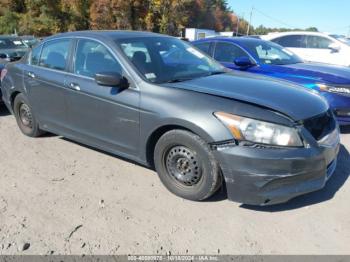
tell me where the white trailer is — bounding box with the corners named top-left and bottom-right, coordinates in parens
top-left (185, 28), bottom-right (217, 41)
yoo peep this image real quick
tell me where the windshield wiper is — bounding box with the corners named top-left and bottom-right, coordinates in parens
top-left (163, 77), bottom-right (194, 83)
top-left (206, 71), bottom-right (226, 76)
top-left (162, 71), bottom-right (226, 84)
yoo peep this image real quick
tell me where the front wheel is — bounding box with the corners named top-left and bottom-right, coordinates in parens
top-left (13, 93), bottom-right (44, 137)
top-left (154, 130), bottom-right (222, 201)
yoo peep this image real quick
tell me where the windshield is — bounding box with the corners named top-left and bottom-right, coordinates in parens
top-left (243, 40), bottom-right (303, 65)
top-left (116, 37), bottom-right (225, 83)
top-left (0, 38), bottom-right (27, 49)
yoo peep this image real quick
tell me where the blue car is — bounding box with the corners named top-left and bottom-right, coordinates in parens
top-left (193, 37), bottom-right (350, 125)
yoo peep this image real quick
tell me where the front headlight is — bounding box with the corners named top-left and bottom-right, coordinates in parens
top-left (214, 112), bottom-right (303, 147)
top-left (316, 83), bottom-right (350, 94)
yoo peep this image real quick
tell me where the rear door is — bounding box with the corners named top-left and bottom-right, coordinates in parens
top-left (272, 35), bottom-right (308, 60)
top-left (304, 35), bottom-right (343, 65)
top-left (193, 41), bottom-right (213, 56)
top-left (23, 38), bottom-right (72, 132)
top-left (64, 38), bottom-right (140, 156)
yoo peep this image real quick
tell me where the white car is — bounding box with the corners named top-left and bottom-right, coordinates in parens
top-left (262, 31), bottom-right (350, 67)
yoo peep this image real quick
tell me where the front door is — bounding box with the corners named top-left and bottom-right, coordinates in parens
top-left (213, 41), bottom-right (252, 70)
top-left (64, 39), bottom-right (140, 157)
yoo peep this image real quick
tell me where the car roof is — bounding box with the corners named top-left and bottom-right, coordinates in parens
top-left (263, 31), bottom-right (332, 39)
top-left (45, 30), bottom-right (168, 41)
top-left (194, 36), bottom-right (268, 46)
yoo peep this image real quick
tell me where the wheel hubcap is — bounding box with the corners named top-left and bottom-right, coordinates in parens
top-left (165, 146), bottom-right (202, 186)
top-left (19, 103), bottom-right (33, 128)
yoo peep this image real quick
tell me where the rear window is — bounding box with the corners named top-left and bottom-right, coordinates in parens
top-left (39, 39), bottom-right (70, 71)
top-left (306, 36), bottom-right (333, 49)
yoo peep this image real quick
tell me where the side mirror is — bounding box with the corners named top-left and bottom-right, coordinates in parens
top-left (95, 72), bottom-right (128, 88)
top-left (0, 53), bottom-right (8, 59)
top-left (234, 56), bottom-right (255, 67)
top-left (328, 43), bottom-right (341, 53)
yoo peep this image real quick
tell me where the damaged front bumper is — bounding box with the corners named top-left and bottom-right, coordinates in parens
top-left (213, 127), bottom-right (340, 206)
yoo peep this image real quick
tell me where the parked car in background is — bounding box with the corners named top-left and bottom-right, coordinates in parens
top-left (1, 31), bottom-right (339, 205)
top-left (0, 35), bottom-right (29, 62)
top-left (261, 31), bottom-right (350, 67)
top-left (193, 37), bottom-right (350, 125)
top-left (20, 35), bottom-right (40, 48)
top-left (0, 36), bottom-right (30, 103)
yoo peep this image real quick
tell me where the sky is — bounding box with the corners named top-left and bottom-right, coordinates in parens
top-left (227, 0), bottom-right (350, 36)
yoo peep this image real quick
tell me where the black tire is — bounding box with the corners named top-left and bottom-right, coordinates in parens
top-left (13, 93), bottom-right (44, 137)
top-left (154, 130), bottom-right (222, 201)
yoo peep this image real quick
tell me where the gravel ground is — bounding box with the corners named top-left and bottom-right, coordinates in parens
top-left (0, 106), bottom-right (349, 255)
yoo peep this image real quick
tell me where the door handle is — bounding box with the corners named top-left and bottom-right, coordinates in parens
top-left (27, 72), bottom-right (35, 78)
top-left (68, 82), bottom-right (81, 91)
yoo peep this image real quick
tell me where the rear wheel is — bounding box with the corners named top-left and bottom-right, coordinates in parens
top-left (13, 93), bottom-right (44, 137)
top-left (154, 130), bottom-right (222, 201)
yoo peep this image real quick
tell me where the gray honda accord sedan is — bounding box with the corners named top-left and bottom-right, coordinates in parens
top-left (0, 31), bottom-right (340, 205)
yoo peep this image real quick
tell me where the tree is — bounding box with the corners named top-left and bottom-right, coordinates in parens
top-left (62, 0), bottom-right (91, 31)
top-left (144, 0), bottom-right (190, 35)
top-left (185, 0), bottom-right (239, 32)
top-left (0, 0), bottom-right (260, 37)
top-left (253, 25), bottom-right (319, 35)
top-left (305, 27), bottom-right (318, 32)
top-left (0, 11), bottom-right (19, 34)
top-left (89, 0), bottom-right (114, 29)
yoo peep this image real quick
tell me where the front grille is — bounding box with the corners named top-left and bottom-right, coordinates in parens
top-left (303, 110), bottom-right (336, 141)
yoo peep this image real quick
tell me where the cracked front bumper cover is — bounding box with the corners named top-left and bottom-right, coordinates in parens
top-left (214, 135), bottom-right (340, 206)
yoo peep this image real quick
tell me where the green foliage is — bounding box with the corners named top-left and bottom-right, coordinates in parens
top-left (305, 27), bottom-right (319, 32)
top-left (0, 0), bottom-right (318, 37)
top-left (0, 11), bottom-right (19, 34)
top-left (254, 25), bottom-right (319, 35)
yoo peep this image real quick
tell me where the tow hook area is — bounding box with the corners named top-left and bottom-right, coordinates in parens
top-left (210, 140), bottom-right (237, 151)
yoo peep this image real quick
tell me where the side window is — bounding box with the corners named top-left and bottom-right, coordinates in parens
top-left (120, 42), bottom-right (152, 63)
top-left (39, 39), bottom-right (70, 71)
top-left (74, 39), bottom-right (122, 78)
top-left (306, 36), bottom-right (333, 49)
top-left (30, 45), bottom-right (41, 65)
top-left (120, 41), bottom-right (153, 75)
top-left (273, 35), bottom-right (306, 48)
top-left (194, 42), bottom-right (211, 55)
top-left (214, 42), bottom-right (248, 63)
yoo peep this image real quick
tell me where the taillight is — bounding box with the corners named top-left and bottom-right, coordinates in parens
top-left (0, 69), bottom-right (8, 82)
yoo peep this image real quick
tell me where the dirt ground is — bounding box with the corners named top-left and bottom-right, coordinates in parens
top-left (0, 106), bottom-right (349, 255)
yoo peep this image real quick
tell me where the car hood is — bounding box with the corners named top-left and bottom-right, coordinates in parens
top-left (163, 72), bottom-right (328, 121)
top-left (264, 63), bottom-right (350, 85)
